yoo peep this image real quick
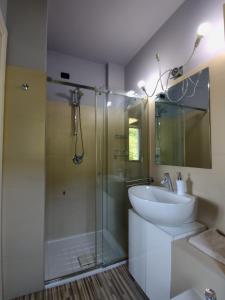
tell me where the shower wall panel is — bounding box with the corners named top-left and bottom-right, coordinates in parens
top-left (46, 50), bottom-right (106, 242)
top-left (46, 100), bottom-right (96, 240)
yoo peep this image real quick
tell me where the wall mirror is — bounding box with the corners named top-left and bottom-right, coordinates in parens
top-left (155, 67), bottom-right (211, 169)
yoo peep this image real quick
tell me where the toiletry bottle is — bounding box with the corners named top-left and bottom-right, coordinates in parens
top-left (176, 172), bottom-right (186, 195)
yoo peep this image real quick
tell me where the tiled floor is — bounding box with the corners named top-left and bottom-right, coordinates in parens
top-left (15, 264), bottom-right (149, 300)
top-left (45, 231), bottom-right (125, 280)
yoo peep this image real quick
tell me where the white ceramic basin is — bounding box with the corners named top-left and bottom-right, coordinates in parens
top-left (128, 185), bottom-right (196, 227)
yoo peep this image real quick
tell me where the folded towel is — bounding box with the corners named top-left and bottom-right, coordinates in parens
top-left (189, 229), bottom-right (225, 266)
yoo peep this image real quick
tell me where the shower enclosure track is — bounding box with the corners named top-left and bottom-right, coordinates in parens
top-left (47, 76), bottom-right (143, 98)
top-left (47, 76), bottom-right (98, 91)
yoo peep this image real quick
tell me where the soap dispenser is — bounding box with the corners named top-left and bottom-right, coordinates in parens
top-left (176, 172), bottom-right (186, 195)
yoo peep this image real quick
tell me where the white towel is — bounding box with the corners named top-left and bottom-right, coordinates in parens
top-left (189, 229), bottom-right (225, 266)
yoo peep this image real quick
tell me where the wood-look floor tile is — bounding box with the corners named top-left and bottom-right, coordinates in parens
top-left (13, 264), bottom-right (149, 300)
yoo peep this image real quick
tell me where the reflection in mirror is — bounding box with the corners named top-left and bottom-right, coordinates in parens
top-left (155, 67), bottom-right (211, 168)
top-left (127, 99), bottom-right (146, 163)
top-left (129, 117), bottom-right (141, 161)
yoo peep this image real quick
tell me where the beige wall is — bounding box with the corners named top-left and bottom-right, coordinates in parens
top-left (150, 53), bottom-right (225, 231)
top-left (0, 8), bottom-right (7, 299)
top-left (149, 53), bottom-right (225, 297)
top-left (2, 66), bottom-right (46, 299)
top-left (172, 239), bottom-right (225, 299)
top-left (46, 100), bottom-right (96, 240)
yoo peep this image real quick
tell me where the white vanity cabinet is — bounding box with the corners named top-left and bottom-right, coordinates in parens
top-left (128, 209), bottom-right (205, 300)
top-left (129, 209), bottom-right (172, 300)
top-left (129, 208), bottom-right (148, 291)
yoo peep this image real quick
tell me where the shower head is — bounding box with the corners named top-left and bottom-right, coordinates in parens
top-left (72, 153), bottom-right (84, 165)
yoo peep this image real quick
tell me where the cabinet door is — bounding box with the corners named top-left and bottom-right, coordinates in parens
top-left (145, 221), bottom-right (172, 300)
top-left (128, 210), bottom-right (147, 292)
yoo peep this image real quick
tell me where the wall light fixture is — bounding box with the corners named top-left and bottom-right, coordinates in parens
top-left (137, 22), bottom-right (212, 101)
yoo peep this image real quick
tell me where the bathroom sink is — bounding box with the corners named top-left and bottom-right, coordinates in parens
top-left (128, 185), bottom-right (196, 226)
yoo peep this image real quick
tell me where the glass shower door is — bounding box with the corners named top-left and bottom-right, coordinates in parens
top-left (45, 82), bottom-right (100, 281)
top-left (101, 93), bottom-right (149, 266)
top-left (45, 84), bottom-right (149, 281)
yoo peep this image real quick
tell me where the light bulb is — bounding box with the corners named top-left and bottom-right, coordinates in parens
top-left (137, 80), bottom-right (146, 89)
top-left (126, 90), bottom-right (136, 97)
top-left (107, 101), bottom-right (112, 107)
top-left (197, 22), bottom-right (212, 37)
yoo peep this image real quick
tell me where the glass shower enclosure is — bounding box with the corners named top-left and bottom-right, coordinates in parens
top-left (45, 79), bottom-right (149, 282)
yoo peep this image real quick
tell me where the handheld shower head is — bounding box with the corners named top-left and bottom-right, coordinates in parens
top-left (72, 153), bottom-right (84, 165)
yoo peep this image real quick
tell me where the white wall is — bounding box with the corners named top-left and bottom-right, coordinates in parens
top-left (6, 0), bottom-right (48, 71)
top-left (0, 0), bottom-right (7, 21)
top-left (125, 0), bottom-right (225, 92)
top-left (107, 63), bottom-right (125, 91)
top-left (48, 50), bottom-right (106, 85)
top-left (47, 50), bottom-right (106, 102)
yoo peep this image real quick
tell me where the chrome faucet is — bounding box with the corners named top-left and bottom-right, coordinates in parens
top-left (205, 289), bottom-right (217, 300)
top-left (161, 172), bottom-right (174, 191)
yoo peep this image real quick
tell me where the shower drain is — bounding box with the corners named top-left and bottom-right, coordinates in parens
top-left (78, 253), bottom-right (95, 268)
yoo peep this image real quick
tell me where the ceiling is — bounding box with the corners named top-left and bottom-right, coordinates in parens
top-left (48, 0), bottom-right (185, 65)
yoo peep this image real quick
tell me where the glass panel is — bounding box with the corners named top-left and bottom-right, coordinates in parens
top-left (45, 83), bottom-right (149, 278)
top-left (129, 126), bottom-right (141, 161)
top-left (45, 82), bottom-right (98, 281)
top-left (102, 93), bottom-right (127, 265)
top-left (126, 99), bottom-right (149, 181)
top-left (155, 102), bottom-right (185, 165)
top-left (102, 94), bottom-right (149, 266)
top-left (95, 92), bottom-right (105, 266)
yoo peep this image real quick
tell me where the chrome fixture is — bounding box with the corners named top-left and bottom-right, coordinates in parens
top-left (137, 80), bottom-right (148, 97)
top-left (161, 172), bottom-right (174, 191)
top-left (71, 88), bottom-right (84, 165)
top-left (205, 289), bottom-right (217, 300)
top-left (47, 76), bottom-right (143, 99)
top-left (47, 76), bottom-right (97, 91)
top-left (126, 177), bottom-right (154, 188)
top-left (21, 83), bottom-right (29, 91)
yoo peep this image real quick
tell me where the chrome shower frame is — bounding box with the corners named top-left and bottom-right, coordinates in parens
top-left (47, 76), bottom-right (143, 99)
